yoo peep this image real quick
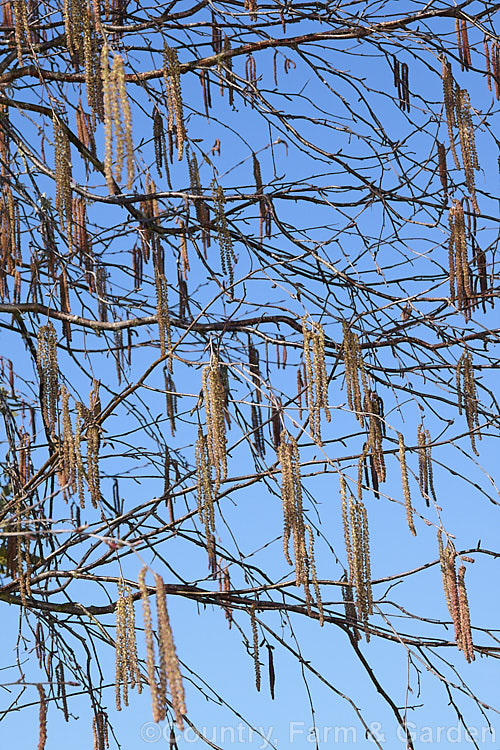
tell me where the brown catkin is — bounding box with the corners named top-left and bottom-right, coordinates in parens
top-left (437, 141), bottom-right (448, 198)
top-left (37, 322), bottom-right (58, 436)
top-left (342, 321), bottom-right (368, 424)
top-left (36, 684), bottom-right (48, 750)
top-left (442, 58), bottom-right (460, 170)
top-left (250, 604), bottom-right (261, 691)
top-left (456, 348), bottom-right (480, 455)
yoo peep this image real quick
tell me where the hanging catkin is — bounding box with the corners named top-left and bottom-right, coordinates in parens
top-left (84, 380), bottom-right (101, 508)
top-left (438, 533), bottom-right (474, 662)
top-left (115, 584), bottom-right (142, 710)
top-left (417, 424), bottom-right (436, 505)
top-left (278, 430), bottom-right (308, 587)
top-left (53, 115), bottom-right (73, 244)
top-left (163, 45), bottom-right (186, 161)
top-left (340, 473), bottom-right (372, 640)
top-left (302, 317), bottom-right (330, 444)
top-left (60, 385), bottom-right (76, 496)
top-left (101, 47), bottom-right (134, 191)
top-left (250, 604), bottom-right (261, 691)
top-left (195, 426), bottom-right (215, 541)
top-left (342, 321), bottom-right (368, 424)
top-left (398, 433), bottom-right (416, 536)
top-left (212, 181), bottom-right (235, 295)
top-left (456, 348), bottom-right (480, 455)
top-left (364, 390), bottom-right (386, 485)
top-left (202, 354), bottom-right (227, 493)
top-left (37, 322), bottom-right (58, 436)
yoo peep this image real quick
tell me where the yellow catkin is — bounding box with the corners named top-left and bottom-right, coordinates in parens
top-left (398, 433), bottom-right (416, 536)
top-left (113, 54), bottom-right (134, 189)
top-left (302, 317), bottom-right (330, 444)
top-left (202, 354), bottom-right (227, 493)
top-left (457, 565), bottom-right (475, 662)
top-left (37, 322), bottom-right (58, 436)
top-left (155, 573), bottom-right (186, 729)
top-left (115, 588), bottom-right (127, 710)
top-left (278, 431), bottom-right (307, 586)
top-left (13, 0), bottom-right (29, 65)
top-left (101, 45), bottom-right (114, 192)
top-left (60, 385), bottom-right (76, 496)
top-left (306, 525), bottom-right (324, 625)
top-left (456, 349), bottom-right (480, 455)
top-left (138, 567), bottom-right (160, 722)
top-left (163, 45), bottom-right (186, 161)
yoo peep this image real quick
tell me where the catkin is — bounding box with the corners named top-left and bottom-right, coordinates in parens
top-left (341, 474), bottom-right (372, 640)
top-left (250, 604), bottom-right (261, 691)
top-left (101, 48), bottom-right (134, 192)
top-left (195, 426), bottom-right (215, 541)
top-left (442, 58), bottom-right (460, 170)
top-left (163, 45), bottom-right (186, 161)
top-left (60, 385), bottom-right (76, 496)
top-left (456, 349), bottom-right (480, 455)
top-left (278, 431), bottom-right (307, 587)
top-left (417, 424), bottom-right (436, 505)
top-left (342, 321), bottom-right (368, 424)
top-left (438, 533), bottom-right (474, 661)
top-left (202, 354), bottom-right (227, 494)
top-left (53, 115), bottom-right (73, 244)
top-left (86, 380), bottom-right (101, 508)
top-left (398, 433), bottom-right (416, 536)
top-left (139, 567), bottom-right (160, 722)
top-left (302, 317), bottom-right (330, 445)
top-left (115, 585), bottom-right (142, 710)
top-left (306, 524), bottom-right (324, 625)
top-left (154, 573), bottom-right (186, 729)
top-left (364, 390), bottom-right (386, 485)
top-left (36, 684), bottom-right (48, 750)
top-left (212, 181), bottom-right (235, 295)
top-left (37, 322), bottom-right (58, 436)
